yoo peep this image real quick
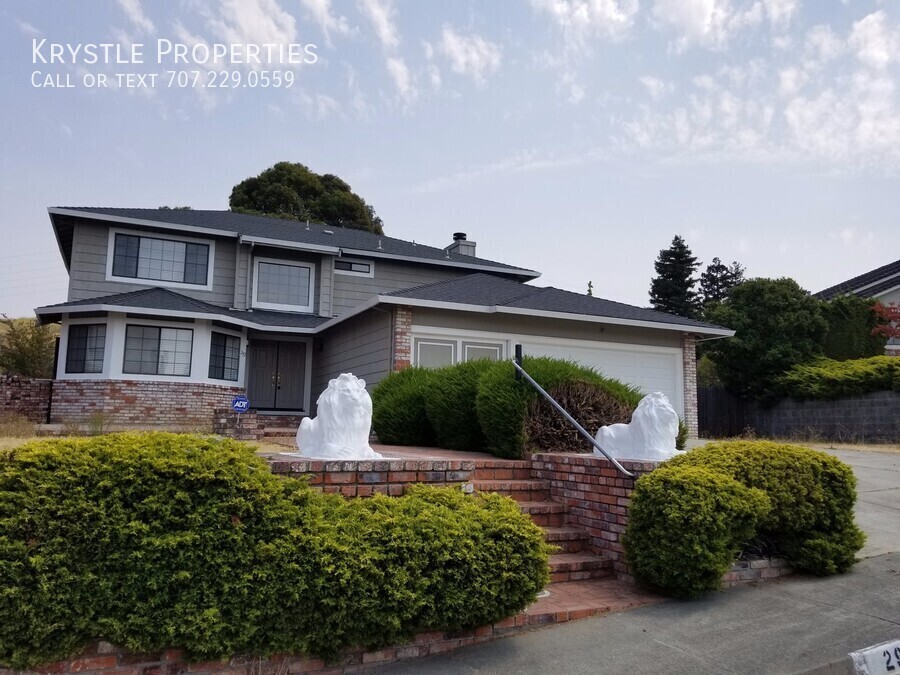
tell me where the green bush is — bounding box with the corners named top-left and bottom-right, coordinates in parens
top-left (666, 441), bottom-right (865, 575)
top-left (371, 367), bottom-right (437, 446)
top-left (423, 360), bottom-right (494, 451)
top-left (821, 295), bottom-right (888, 361)
top-left (776, 356), bottom-right (900, 400)
top-left (623, 466), bottom-right (770, 598)
top-left (0, 433), bottom-right (549, 668)
top-left (475, 357), bottom-right (646, 459)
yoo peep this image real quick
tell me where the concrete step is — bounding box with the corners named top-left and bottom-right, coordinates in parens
top-left (518, 501), bottom-right (567, 527)
top-left (472, 479), bottom-right (550, 502)
top-left (548, 553), bottom-right (613, 583)
top-left (542, 526), bottom-right (589, 553)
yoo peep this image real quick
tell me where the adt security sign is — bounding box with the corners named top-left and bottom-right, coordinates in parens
top-left (231, 395), bottom-right (250, 414)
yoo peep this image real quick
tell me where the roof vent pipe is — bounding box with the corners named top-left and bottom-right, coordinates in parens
top-left (446, 232), bottom-right (476, 257)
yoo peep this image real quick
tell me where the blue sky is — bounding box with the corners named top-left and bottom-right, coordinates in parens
top-left (1, 0), bottom-right (899, 316)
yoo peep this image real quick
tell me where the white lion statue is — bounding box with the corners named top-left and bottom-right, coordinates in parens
top-left (594, 392), bottom-right (682, 462)
top-left (295, 373), bottom-right (383, 459)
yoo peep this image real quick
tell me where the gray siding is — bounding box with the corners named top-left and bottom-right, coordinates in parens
top-left (312, 308), bottom-right (392, 408)
top-left (68, 221), bottom-right (237, 307)
top-left (411, 308), bottom-right (684, 348)
top-left (234, 243), bottom-right (250, 310)
top-left (331, 259), bottom-right (468, 316)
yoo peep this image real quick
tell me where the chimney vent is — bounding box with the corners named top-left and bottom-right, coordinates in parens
top-left (445, 232), bottom-right (477, 257)
top-left (453, 232), bottom-right (467, 242)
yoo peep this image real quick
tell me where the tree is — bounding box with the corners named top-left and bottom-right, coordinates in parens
top-left (872, 302), bottom-right (900, 340)
top-left (821, 295), bottom-right (887, 360)
top-left (230, 162), bottom-right (384, 234)
top-left (700, 258), bottom-right (746, 308)
top-left (0, 316), bottom-right (57, 378)
top-left (649, 235), bottom-right (702, 319)
top-left (705, 278), bottom-right (826, 399)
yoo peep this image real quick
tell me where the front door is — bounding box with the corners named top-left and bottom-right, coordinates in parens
top-left (247, 340), bottom-right (307, 411)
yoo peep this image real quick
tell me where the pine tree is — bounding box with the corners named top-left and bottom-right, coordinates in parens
top-left (649, 235), bottom-right (702, 319)
top-left (728, 261), bottom-right (746, 287)
top-left (701, 258), bottom-right (746, 308)
top-left (587, 281), bottom-right (594, 297)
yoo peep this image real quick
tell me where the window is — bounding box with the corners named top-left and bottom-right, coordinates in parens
top-left (415, 339), bottom-right (456, 368)
top-left (463, 342), bottom-right (502, 362)
top-left (123, 325), bottom-right (193, 376)
top-left (334, 257), bottom-right (373, 277)
top-left (253, 258), bottom-right (314, 311)
top-left (209, 332), bottom-right (240, 381)
top-left (111, 233), bottom-right (209, 286)
top-left (65, 324), bottom-right (106, 374)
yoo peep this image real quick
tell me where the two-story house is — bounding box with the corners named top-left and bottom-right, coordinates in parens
top-left (34, 207), bottom-right (732, 435)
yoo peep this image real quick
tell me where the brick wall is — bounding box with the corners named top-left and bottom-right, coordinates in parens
top-left (682, 333), bottom-right (698, 438)
top-left (530, 452), bottom-right (660, 580)
top-left (391, 306), bottom-right (413, 371)
top-left (50, 380), bottom-right (244, 428)
top-left (268, 457), bottom-right (475, 497)
top-left (724, 557), bottom-right (793, 588)
top-left (0, 375), bottom-right (52, 422)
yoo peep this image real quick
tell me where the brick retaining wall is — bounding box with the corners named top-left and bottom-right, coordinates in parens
top-left (50, 380), bottom-right (244, 428)
top-left (0, 375), bottom-right (51, 422)
top-left (724, 557), bottom-right (794, 588)
top-left (530, 453), bottom-right (660, 580)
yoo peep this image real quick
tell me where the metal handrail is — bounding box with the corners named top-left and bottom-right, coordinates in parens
top-left (513, 347), bottom-right (635, 478)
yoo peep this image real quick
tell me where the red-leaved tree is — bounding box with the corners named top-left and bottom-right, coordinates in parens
top-left (872, 302), bottom-right (900, 339)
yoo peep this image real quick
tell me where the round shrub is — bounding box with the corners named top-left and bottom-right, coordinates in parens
top-left (665, 441), bottom-right (866, 575)
top-left (371, 367), bottom-right (437, 446)
top-left (623, 466), bottom-right (771, 598)
top-left (0, 433), bottom-right (550, 668)
top-left (423, 359), bottom-right (494, 451)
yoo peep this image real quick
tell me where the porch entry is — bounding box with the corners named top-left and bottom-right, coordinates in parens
top-left (247, 340), bottom-right (307, 411)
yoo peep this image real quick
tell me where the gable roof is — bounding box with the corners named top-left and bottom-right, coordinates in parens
top-left (382, 273), bottom-right (732, 335)
top-left (48, 207), bottom-right (539, 280)
top-left (815, 257), bottom-right (900, 300)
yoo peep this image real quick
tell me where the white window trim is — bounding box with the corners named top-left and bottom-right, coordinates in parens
top-left (333, 256), bottom-right (374, 278)
top-left (123, 323), bottom-right (195, 378)
top-left (463, 342), bottom-right (503, 361)
top-left (412, 332), bottom-right (506, 368)
top-left (57, 317), bottom-right (112, 380)
top-left (208, 329), bottom-right (243, 382)
top-left (252, 256), bottom-right (316, 313)
top-left (414, 338), bottom-right (457, 368)
top-left (105, 227), bottom-right (216, 292)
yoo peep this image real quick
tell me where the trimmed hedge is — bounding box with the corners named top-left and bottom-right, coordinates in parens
top-left (423, 359), bottom-right (494, 451)
top-left (623, 466), bottom-right (770, 598)
top-left (0, 433), bottom-right (550, 668)
top-left (777, 356), bottom-right (900, 400)
top-left (625, 441), bottom-right (865, 598)
top-left (371, 367), bottom-right (437, 446)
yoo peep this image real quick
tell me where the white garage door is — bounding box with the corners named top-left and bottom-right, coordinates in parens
top-left (519, 338), bottom-right (684, 416)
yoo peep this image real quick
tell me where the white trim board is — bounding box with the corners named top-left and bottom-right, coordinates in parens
top-left (105, 227), bottom-right (217, 292)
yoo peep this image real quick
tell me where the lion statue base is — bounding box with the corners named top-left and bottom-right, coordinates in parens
top-left (294, 373), bottom-right (383, 460)
top-left (593, 392), bottom-right (682, 462)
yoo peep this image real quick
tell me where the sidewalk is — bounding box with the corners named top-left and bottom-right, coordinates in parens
top-left (378, 447), bottom-right (900, 675)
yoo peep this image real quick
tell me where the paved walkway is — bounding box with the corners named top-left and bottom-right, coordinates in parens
top-left (377, 446), bottom-right (900, 675)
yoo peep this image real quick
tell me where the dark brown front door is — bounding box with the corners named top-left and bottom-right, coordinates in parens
top-left (247, 340), bottom-right (307, 410)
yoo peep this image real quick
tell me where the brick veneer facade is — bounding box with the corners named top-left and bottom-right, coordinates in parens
top-left (0, 375), bottom-right (52, 423)
top-left (391, 305), bottom-right (413, 371)
top-left (530, 453), bottom-right (660, 580)
top-left (681, 333), bottom-right (699, 438)
top-left (50, 380), bottom-right (244, 428)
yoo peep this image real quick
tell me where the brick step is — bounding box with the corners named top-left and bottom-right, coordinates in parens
top-left (471, 479), bottom-right (550, 502)
top-left (472, 460), bottom-right (533, 481)
top-left (262, 426), bottom-right (297, 437)
top-left (548, 553), bottom-right (613, 583)
top-left (518, 578), bottom-right (662, 628)
top-left (542, 526), bottom-right (589, 553)
top-left (256, 414), bottom-right (306, 427)
top-left (518, 501), bottom-right (567, 527)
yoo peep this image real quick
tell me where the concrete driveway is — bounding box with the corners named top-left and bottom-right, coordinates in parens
top-left (378, 446), bottom-right (900, 675)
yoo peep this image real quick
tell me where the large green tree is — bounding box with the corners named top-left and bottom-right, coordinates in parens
top-left (230, 162), bottom-right (384, 234)
top-left (705, 278), bottom-right (826, 399)
top-left (649, 235), bottom-right (702, 319)
top-left (821, 295), bottom-right (887, 361)
top-left (700, 257), bottom-right (746, 308)
top-left (0, 317), bottom-right (57, 378)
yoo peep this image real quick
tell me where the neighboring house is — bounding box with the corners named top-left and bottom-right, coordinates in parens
top-left (35, 207), bottom-right (733, 435)
top-left (814, 257), bottom-right (900, 355)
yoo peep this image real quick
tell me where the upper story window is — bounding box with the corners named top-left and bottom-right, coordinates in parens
top-left (65, 324), bottom-right (106, 374)
top-left (334, 257), bottom-right (374, 278)
top-left (107, 229), bottom-right (213, 290)
top-left (252, 257), bottom-right (315, 312)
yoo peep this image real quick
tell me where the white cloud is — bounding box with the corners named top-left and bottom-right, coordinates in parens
top-left (849, 11), bottom-right (900, 70)
top-left (651, 0), bottom-right (765, 51)
top-left (386, 56), bottom-right (415, 102)
top-left (777, 67), bottom-right (807, 96)
top-left (115, 0), bottom-right (155, 34)
top-left (207, 0), bottom-right (297, 50)
top-left (438, 26), bottom-right (502, 86)
top-left (762, 0), bottom-right (798, 30)
top-left (16, 19), bottom-right (41, 37)
top-left (805, 25), bottom-right (846, 64)
top-left (297, 0), bottom-right (350, 43)
top-left (357, 0), bottom-right (399, 49)
top-left (529, 0), bottom-right (639, 43)
top-left (640, 75), bottom-right (674, 99)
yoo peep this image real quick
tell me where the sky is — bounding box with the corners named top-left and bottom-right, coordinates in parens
top-left (1, 0), bottom-right (899, 317)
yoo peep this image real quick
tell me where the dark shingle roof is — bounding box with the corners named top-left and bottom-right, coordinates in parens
top-left (36, 287), bottom-right (330, 330)
top-left (815, 258), bottom-right (900, 300)
top-left (386, 274), bottom-right (728, 331)
top-left (51, 207), bottom-right (538, 279)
